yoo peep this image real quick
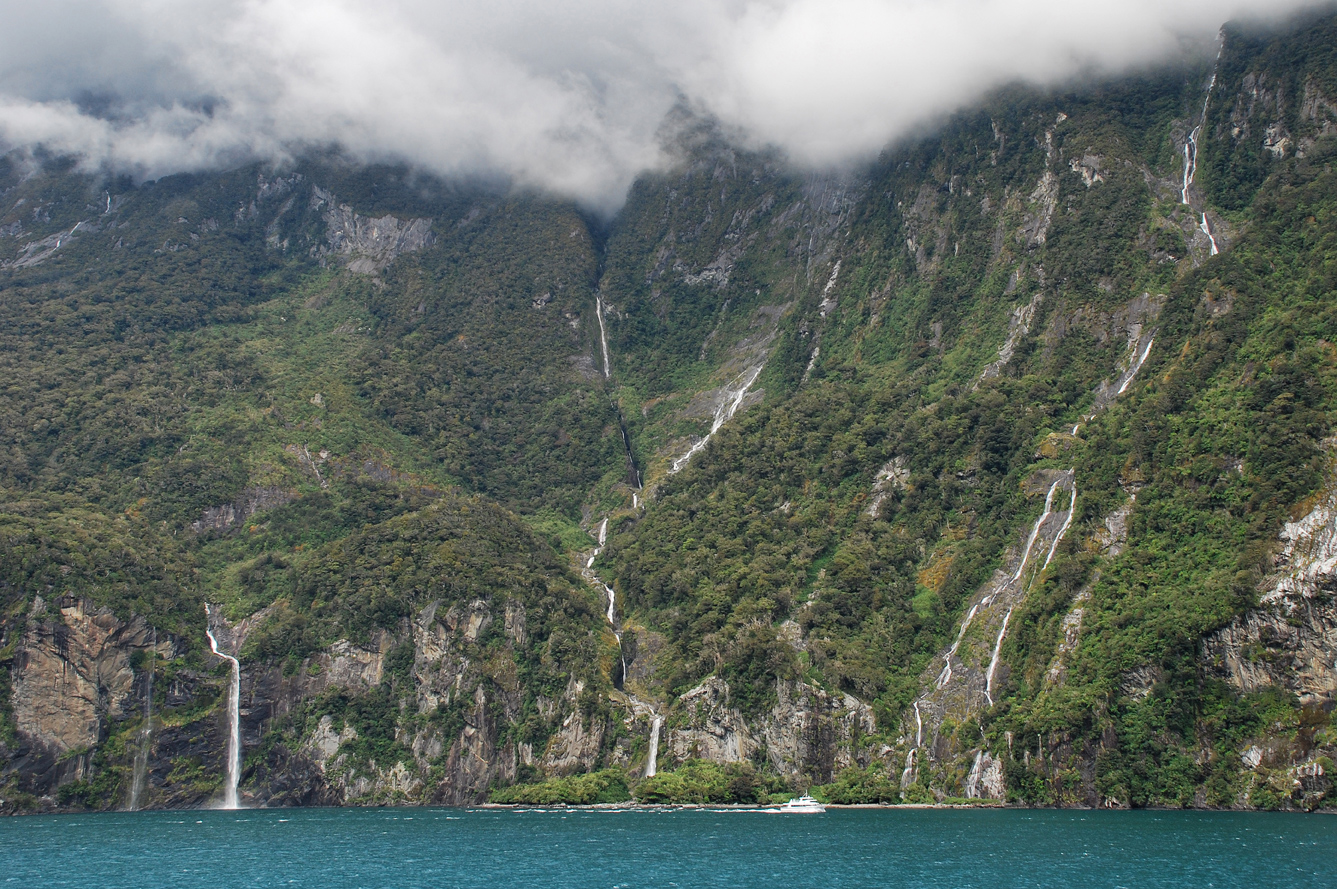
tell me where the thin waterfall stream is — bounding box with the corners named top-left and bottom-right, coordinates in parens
top-left (128, 627), bottom-right (155, 811)
top-left (205, 606), bottom-right (242, 810)
top-left (670, 364), bottom-right (764, 473)
top-left (584, 293), bottom-right (670, 771)
top-left (905, 473), bottom-right (1077, 778)
top-left (1181, 59), bottom-right (1220, 254)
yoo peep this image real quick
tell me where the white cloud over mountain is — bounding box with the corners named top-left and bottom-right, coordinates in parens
top-left (0, 0), bottom-right (1322, 210)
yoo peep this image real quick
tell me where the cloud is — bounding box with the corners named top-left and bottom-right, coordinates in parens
top-left (0, 0), bottom-right (1324, 211)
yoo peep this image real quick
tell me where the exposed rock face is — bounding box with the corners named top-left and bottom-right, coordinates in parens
top-left (1, 597), bottom-right (177, 807)
top-left (964, 751), bottom-right (1006, 800)
top-left (666, 676), bottom-right (874, 782)
top-left (1204, 444), bottom-right (1337, 708)
top-left (979, 293), bottom-right (1042, 380)
top-left (311, 186), bottom-right (434, 274)
top-left (10, 597), bottom-right (157, 757)
top-left (191, 486), bottom-right (296, 534)
top-left (0, 589), bottom-right (600, 812)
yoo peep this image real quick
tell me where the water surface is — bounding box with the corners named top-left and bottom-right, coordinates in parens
top-left (2, 806), bottom-right (1333, 888)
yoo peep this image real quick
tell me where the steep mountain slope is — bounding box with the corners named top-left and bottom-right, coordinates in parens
top-left (1, 11), bottom-right (1336, 812)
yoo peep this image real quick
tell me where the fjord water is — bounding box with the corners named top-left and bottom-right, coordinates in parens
top-left (3, 808), bottom-right (1333, 888)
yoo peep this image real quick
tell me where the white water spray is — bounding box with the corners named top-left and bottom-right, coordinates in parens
top-left (983, 608), bottom-right (1013, 706)
top-left (1180, 126), bottom-right (1200, 205)
top-left (671, 364), bottom-right (764, 473)
top-left (901, 702), bottom-right (923, 786)
top-left (1041, 481), bottom-right (1076, 571)
top-left (128, 628), bottom-right (155, 811)
top-left (1199, 214), bottom-right (1219, 256)
top-left (987, 477), bottom-right (1077, 704)
top-left (205, 609), bottom-right (242, 810)
top-left (645, 713), bottom-right (663, 777)
top-left (1181, 70), bottom-right (1216, 206)
top-left (595, 293), bottom-right (612, 379)
top-left (1116, 337), bottom-right (1155, 397)
top-left (936, 598), bottom-right (988, 688)
top-left (1010, 480), bottom-right (1060, 586)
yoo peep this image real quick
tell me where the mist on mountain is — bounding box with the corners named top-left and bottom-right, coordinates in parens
top-left (0, 0), bottom-right (1323, 211)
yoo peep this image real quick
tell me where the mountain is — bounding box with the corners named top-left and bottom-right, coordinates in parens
top-left (1, 10), bottom-right (1335, 813)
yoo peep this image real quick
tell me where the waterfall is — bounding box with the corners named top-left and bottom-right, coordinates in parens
top-left (619, 421), bottom-right (642, 489)
top-left (1180, 126), bottom-right (1201, 205)
top-left (205, 609), bottom-right (242, 810)
top-left (987, 476), bottom-right (1076, 705)
top-left (901, 702), bottom-right (923, 787)
top-left (645, 713), bottom-right (663, 777)
top-left (934, 478), bottom-right (1062, 690)
top-left (1041, 480), bottom-right (1077, 571)
top-left (936, 598), bottom-right (988, 688)
top-left (583, 519), bottom-right (628, 686)
top-left (1011, 481), bottom-right (1060, 586)
top-left (964, 750), bottom-right (984, 799)
top-left (596, 293), bottom-right (612, 379)
top-left (983, 608), bottom-right (1013, 706)
top-left (1116, 337), bottom-right (1155, 397)
top-left (1199, 214), bottom-right (1219, 256)
top-left (128, 628), bottom-right (155, 811)
top-left (900, 748), bottom-right (916, 788)
top-left (670, 364), bottom-right (764, 473)
top-left (1180, 77), bottom-right (1215, 205)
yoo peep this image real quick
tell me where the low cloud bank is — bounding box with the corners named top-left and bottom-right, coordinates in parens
top-left (0, 1), bottom-right (1321, 210)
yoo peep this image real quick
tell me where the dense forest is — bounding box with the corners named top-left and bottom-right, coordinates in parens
top-left (0, 11), bottom-right (1335, 812)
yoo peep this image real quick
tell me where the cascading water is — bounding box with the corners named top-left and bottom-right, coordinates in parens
top-left (1181, 62), bottom-right (1221, 255)
top-left (986, 478), bottom-right (1076, 705)
top-left (908, 473), bottom-right (1077, 769)
top-left (671, 364), bottom-right (764, 473)
top-left (1116, 338), bottom-right (1155, 397)
top-left (1199, 215), bottom-right (1219, 256)
top-left (645, 713), bottom-right (663, 777)
top-left (592, 295), bottom-right (642, 493)
top-left (936, 598), bottom-right (988, 688)
top-left (205, 607), bottom-right (242, 810)
top-left (900, 702), bottom-right (924, 787)
top-left (1180, 125), bottom-right (1201, 205)
top-left (1181, 71), bottom-right (1216, 206)
top-left (900, 748), bottom-right (917, 788)
top-left (983, 608), bottom-right (1013, 706)
top-left (596, 293), bottom-right (612, 379)
top-left (1041, 480), bottom-right (1077, 571)
top-left (584, 519), bottom-right (629, 686)
top-left (128, 627), bottom-right (155, 811)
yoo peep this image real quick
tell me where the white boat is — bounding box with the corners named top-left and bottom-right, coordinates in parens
top-left (775, 794), bottom-right (825, 813)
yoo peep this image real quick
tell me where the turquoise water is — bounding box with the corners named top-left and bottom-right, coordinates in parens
top-left (2, 807), bottom-right (1333, 888)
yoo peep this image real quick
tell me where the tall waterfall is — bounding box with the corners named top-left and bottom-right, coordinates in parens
top-left (205, 608), bottom-right (242, 810)
top-left (645, 713), bottom-right (663, 777)
top-left (1181, 60), bottom-right (1221, 255)
top-left (596, 293), bottom-right (612, 379)
top-left (128, 627), bottom-right (155, 811)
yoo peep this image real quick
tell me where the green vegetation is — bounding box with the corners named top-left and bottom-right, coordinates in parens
top-left (490, 769), bottom-right (631, 805)
top-left (2, 9), bottom-right (1336, 811)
